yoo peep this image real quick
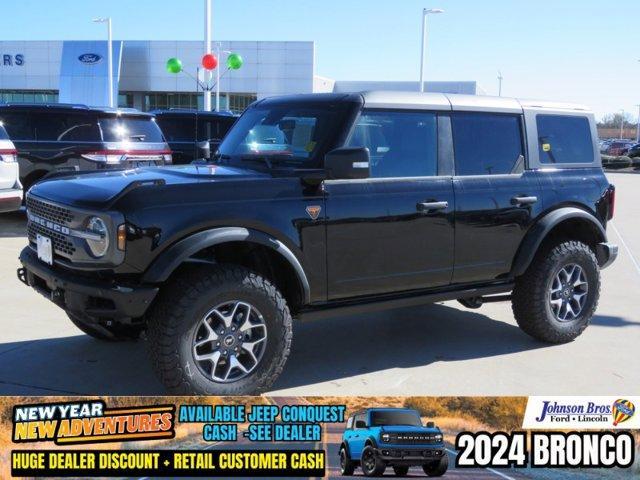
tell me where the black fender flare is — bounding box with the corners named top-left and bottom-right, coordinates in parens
top-left (142, 226), bottom-right (311, 304)
top-left (339, 441), bottom-right (352, 459)
top-left (511, 207), bottom-right (607, 277)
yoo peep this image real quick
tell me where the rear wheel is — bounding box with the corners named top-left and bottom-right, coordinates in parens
top-left (339, 446), bottom-right (355, 476)
top-left (423, 455), bottom-right (448, 477)
top-left (361, 446), bottom-right (385, 477)
top-left (512, 240), bottom-right (600, 343)
top-left (146, 264), bottom-right (292, 395)
top-left (392, 465), bottom-right (409, 476)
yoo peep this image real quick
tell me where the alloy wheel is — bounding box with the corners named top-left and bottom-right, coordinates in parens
top-left (549, 264), bottom-right (589, 322)
top-left (192, 300), bottom-right (268, 382)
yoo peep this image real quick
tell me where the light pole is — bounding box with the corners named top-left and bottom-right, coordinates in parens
top-left (620, 109), bottom-right (625, 139)
top-left (204, 0), bottom-right (212, 111)
top-left (215, 43), bottom-right (232, 111)
top-left (93, 17), bottom-right (113, 108)
top-left (497, 70), bottom-right (503, 96)
top-left (419, 8), bottom-right (444, 92)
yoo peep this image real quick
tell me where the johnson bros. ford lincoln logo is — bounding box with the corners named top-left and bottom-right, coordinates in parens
top-left (78, 53), bottom-right (102, 65)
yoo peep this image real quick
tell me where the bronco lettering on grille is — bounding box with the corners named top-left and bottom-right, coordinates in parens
top-left (28, 212), bottom-right (71, 235)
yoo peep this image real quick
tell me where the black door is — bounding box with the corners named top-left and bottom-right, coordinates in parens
top-left (324, 109), bottom-right (454, 300)
top-left (450, 112), bottom-right (543, 283)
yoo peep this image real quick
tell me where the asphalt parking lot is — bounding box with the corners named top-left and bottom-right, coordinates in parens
top-left (0, 171), bottom-right (638, 396)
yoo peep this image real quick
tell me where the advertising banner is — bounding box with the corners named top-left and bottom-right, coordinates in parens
top-left (2, 396), bottom-right (638, 478)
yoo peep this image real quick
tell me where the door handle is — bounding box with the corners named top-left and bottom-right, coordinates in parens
top-left (511, 196), bottom-right (538, 206)
top-left (417, 201), bottom-right (449, 213)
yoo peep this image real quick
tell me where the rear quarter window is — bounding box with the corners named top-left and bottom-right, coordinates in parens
top-left (536, 115), bottom-right (594, 164)
top-left (156, 116), bottom-right (196, 142)
top-left (0, 124), bottom-right (9, 140)
top-left (0, 112), bottom-right (35, 141)
top-left (100, 116), bottom-right (165, 143)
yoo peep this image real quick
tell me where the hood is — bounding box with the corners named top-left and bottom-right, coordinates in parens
top-left (29, 164), bottom-right (268, 209)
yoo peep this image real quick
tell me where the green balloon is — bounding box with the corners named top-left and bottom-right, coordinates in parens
top-left (166, 57), bottom-right (182, 74)
top-left (226, 53), bottom-right (243, 70)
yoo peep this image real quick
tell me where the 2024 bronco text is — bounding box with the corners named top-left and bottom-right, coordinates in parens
top-left (17, 92), bottom-right (617, 395)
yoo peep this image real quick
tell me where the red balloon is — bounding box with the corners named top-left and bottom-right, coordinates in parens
top-left (202, 53), bottom-right (218, 70)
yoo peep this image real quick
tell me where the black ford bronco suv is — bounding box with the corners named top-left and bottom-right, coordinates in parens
top-left (17, 92), bottom-right (617, 395)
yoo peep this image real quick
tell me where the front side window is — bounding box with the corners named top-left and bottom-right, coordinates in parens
top-left (370, 410), bottom-right (422, 427)
top-left (452, 113), bottom-right (524, 175)
top-left (537, 115), bottom-right (594, 164)
top-left (347, 110), bottom-right (438, 178)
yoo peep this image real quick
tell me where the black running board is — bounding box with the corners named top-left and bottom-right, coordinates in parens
top-left (298, 282), bottom-right (514, 321)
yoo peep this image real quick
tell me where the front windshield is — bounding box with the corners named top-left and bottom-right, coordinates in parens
top-left (217, 101), bottom-right (355, 167)
top-left (370, 411), bottom-right (422, 427)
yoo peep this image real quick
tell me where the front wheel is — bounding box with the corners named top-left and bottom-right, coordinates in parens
top-left (361, 446), bottom-right (385, 477)
top-left (146, 265), bottom-right (293, 395)
top-left (339, 446), bottom-right (355, 476)
top-left (423, 454), bottom-right (448, 477)
top-left (512, 240), bottom-right (600, 343)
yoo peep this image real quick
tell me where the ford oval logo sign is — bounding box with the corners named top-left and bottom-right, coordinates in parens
top-left (78, 53), bottom-right (102, 65)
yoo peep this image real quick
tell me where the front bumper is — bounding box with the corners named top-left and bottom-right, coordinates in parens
top-left (375, 446), bottom-right (445, 465)
top-left (597, 242), bottom-right (618, 269)
top-left (18, 246), bottom-right (158, 321)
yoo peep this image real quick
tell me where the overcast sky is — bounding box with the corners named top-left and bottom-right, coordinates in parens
top-left (4, 0), bottom-right (639, 119)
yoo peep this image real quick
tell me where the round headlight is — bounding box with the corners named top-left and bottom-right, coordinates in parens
top-left (381, 433), bottom-right (390, 442)
top-left (86, 217), bottom-right (109, 257)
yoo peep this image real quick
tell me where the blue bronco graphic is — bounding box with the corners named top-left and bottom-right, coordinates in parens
top-left (339, 407), bottom-right (448, 477)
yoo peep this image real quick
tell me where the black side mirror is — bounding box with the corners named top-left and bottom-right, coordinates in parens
top-left (325, 147), bottom-right (370, 180)
top-left (426, 421), bottom-right (435, 428)
top-left (355, 420), bottom-right (367, 429)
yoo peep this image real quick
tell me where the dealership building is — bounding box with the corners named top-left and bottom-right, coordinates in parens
top-left (0, 40), bottom-right (482, 113)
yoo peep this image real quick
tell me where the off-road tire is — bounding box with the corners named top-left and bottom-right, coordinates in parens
top-left (339, 445), bottom-right (356, 476)
top-left (361, 446), bottom-right (386, 477)
top-left (423, 454), bottom-right (448, 477)
top-left (67, 312), bottom-right (141, 341)
top-left (512, 240), bottom-right (600, 343)
top-left (393, 465), bottom-right (410, 476)
top-left (146, 264), bottom-right (293, 395)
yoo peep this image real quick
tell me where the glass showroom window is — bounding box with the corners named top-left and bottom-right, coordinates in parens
top-left (0, 90), bottom-right (58, 104)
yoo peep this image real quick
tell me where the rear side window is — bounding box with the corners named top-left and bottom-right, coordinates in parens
top-left (452, 113), bottom-right (524, 175)
top-left (198, 117), bottom-right (235, 141)
top-left (537, 115), bottom-right (594, 164)
top-left (31, 113), bottom-right (100, 142)
top-left (347, 110), bottom-right (438, 178)
top-left (0, 124), bottom-right (9, 140)
top-left (346, 417), bottom-right (354, 429)
top-left (156, 116), bottom-right (196, 142)
top-left (100, 116), bottom-right (165, 143)
top-left (0, 112), bottom-right (35, 140)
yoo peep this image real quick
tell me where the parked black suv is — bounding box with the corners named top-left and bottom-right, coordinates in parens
top-left (0, 104), bottom-right (172, 192)
top-left (17, 92), bottom-right (617, 395)
top-left (153, 109), bottom-right (237, 164)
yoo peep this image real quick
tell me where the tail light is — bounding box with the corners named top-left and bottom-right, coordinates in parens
top-left (0, 148), bottom-right (17, 163)
top-left (608, 187), bottom-right (615, 220)
top-left (81, 149), bottom-right (173, 164)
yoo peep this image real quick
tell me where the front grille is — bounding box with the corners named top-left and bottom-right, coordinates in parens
top-left (386, 434), bottom-right (440, 445)
top-left (27, 222), bottom-right (76, 256)
top-left (26, 196), bottom-right (74, 225)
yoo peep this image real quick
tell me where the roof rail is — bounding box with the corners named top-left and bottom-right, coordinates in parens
top-left (0, 102), bottom-right (90, 109)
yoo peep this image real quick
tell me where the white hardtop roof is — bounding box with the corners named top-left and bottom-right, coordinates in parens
top-left (360, 91), bottom-right (591, 113)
